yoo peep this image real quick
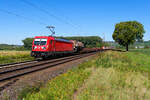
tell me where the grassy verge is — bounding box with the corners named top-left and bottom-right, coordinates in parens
top-left (130, 49), bottom-right (150, 55)
top-left (76, 50), bottom-right (150, 100)
top-left (0, 51), bottom-right (34, 64)
top-left (19, 57), bottom-right (97, 100)
top-left (20, 49), bottom-right (150, 100)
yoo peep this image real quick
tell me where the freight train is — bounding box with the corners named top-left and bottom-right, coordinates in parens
top-left (31, 36), bottom-right (84, 59)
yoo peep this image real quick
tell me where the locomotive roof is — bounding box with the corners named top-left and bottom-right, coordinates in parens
top-left (34, 36), bottom-right (55, 40)
top-left (34, 36), bottom-right (72, 43)
top-left (55, 38), bottom-right (72, 43)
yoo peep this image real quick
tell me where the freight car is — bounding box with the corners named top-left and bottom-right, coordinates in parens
top-left (31, 36), bottom-right (83, 59)
top-left (70, 40), bottom-right (84, 52)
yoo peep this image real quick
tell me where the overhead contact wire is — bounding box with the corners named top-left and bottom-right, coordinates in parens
top-left (21, 0), bottom-right (79, 30)
top-left (0, 9), bottom-right (47, 26)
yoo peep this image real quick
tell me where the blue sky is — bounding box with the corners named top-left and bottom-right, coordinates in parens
top-left (0, 0), bottom-right (150, 45)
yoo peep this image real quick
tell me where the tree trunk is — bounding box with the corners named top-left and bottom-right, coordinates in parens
top-left (126, 44), bottom-right (128, 51)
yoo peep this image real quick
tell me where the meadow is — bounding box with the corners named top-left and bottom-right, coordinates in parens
top-left (130, 48), bottom-right (150, 55)
top-left (76, 50), bottom-right (150, 100)
top-left (19, 49), bottom-right (150, 100)
top-left (0, 51), bottom-right (34, 64)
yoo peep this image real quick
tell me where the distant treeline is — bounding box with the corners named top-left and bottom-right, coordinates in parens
top-left (22, 36), bottom-right (103, 50)
top-left (0, 44), bottom-right (24, 50)
top-left (108, 41), bottom-right (150, 49)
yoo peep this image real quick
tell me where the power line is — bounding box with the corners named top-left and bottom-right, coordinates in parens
top-left (21, 0), bottom-right (79, 30)
top-left (0, 9), bottom-right (47, 26)
top-left (43, 0), bottom-right (82, 29)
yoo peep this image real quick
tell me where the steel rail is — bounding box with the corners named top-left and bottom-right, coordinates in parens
top-left (0, 60), bottom-right (37, 68)
top-left (0, 52), bottom-right (98, 82)
top-left (0, 53), bottom-right (92, 74)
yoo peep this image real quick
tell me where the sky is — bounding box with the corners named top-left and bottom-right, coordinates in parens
top-left (0, 0), bottom-right (150, 45)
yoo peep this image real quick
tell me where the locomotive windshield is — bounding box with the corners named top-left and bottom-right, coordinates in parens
top-left (34, 38), bottom-right (47, 45)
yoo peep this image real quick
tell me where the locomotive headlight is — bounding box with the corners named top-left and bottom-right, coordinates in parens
top-left (42, 47), bottom-right (46, 50)
top-left (33, 46), bottom-right (37, 49)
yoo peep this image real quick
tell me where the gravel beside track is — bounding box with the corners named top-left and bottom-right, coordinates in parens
top-left (0, 52), bottom-right (96, 82)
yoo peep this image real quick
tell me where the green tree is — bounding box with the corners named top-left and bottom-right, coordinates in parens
top-left (112, 21), bottom-right (145, 51)
top-left (22, 38), bottom-right (33, 50)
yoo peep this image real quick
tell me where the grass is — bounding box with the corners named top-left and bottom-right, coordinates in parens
top-left (76, 50), bottom-right (150, 100)
top-left (19, 58), bottom-right (96, 100)
top-left (130, 49), bottom-right (150, 55)
top-left (20, 49), bottom-right (150, 100)
top-left (76, 67), bottom-right (150, 100)
top-left (0, 51), bottom-right (34, 64)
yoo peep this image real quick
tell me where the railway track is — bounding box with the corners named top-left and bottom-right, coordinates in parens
top-left (0, 51), bottom-right (99, 82)
top-left (0, 60), bottom-right (37, 69)
top-left (0, 53), bottom-right (82, 69)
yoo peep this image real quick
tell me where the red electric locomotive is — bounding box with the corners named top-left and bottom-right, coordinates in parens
top-left (31, 36), bottom-right (74, 59)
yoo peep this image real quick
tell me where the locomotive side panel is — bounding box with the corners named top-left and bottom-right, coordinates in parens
top-left (55, 40), bottom-right (73, 52)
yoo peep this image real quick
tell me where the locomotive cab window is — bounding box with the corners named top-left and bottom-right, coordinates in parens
top-left (34, 38), bottom-right (47, 45)
top-left (34, 39), bottom-right (40, 45)
top-left (40, 39), bottom-right (47, 45)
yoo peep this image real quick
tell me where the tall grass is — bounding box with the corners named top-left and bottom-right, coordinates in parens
top-left (76, 51), bottom-right (150, 100)
top-left (19, 58), bottom-right (97, 100)
top-left (20, 50), bottom-right (150, 100)
top-left (0, 51), bottom-right (34, 64)
top-left (130, 49), bottom-right (150, 55)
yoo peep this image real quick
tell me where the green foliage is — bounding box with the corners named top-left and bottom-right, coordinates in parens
top-left (22, 38), bottom-right (34, 50)
top-left (0, 44), bottom-right (25, 51)
top-left (112, 21), bottom-right (145, 51)
top-left (76, 51), bottom-right (150, 100)
top-left (20, 50), bottom-right (150, 100)
top-left (19, 58), bottom-right (97, 100)
top-left (18, 83), bottom-right (41, 100)
top-left (130, 49), bottom-right (150, 55)
top-left (96, 50), bottom-right (150, 72)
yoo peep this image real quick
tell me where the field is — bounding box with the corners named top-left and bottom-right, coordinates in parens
top-left (0, 51), bottom-right (34, 64)
top-left (130, 49), bottom-right (150, 55)
top-left (19, 49), bottom-right (150, 100)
